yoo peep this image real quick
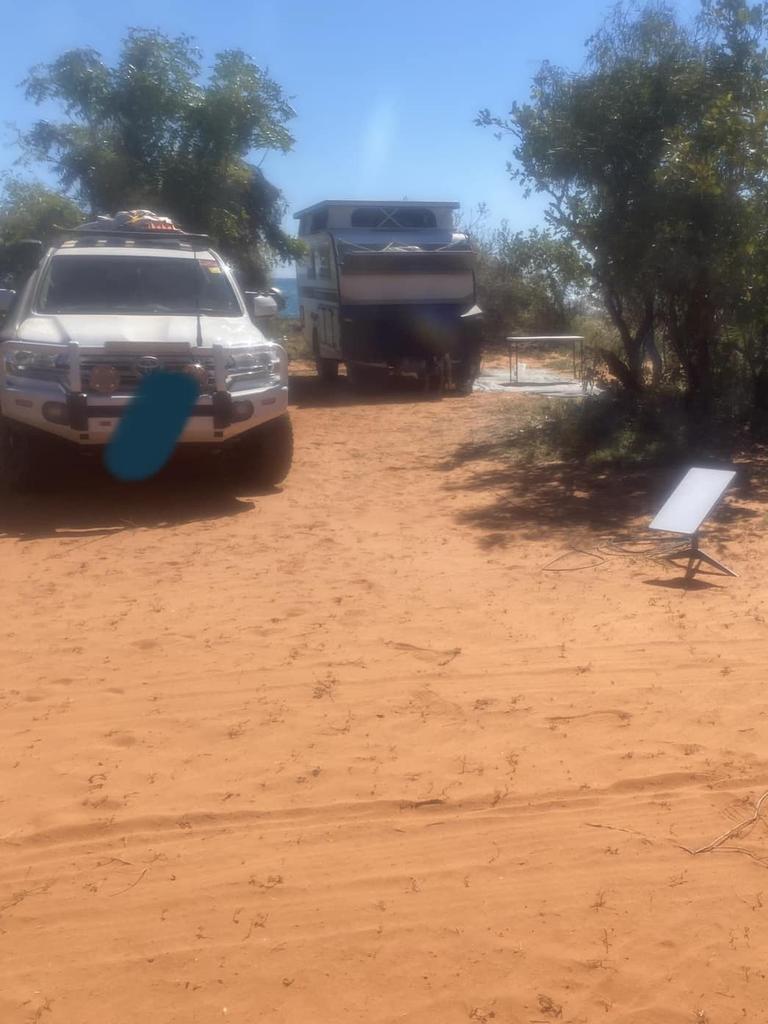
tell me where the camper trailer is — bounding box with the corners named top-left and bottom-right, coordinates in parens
top-left (294, 200), bottom-right (482, 392)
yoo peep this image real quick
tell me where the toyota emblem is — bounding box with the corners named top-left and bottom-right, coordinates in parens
top-left (135, 355), bottom-right (161, 375)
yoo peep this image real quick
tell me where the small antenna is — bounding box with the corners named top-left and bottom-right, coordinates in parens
top-left (193, 241), bottom-right (203, 348)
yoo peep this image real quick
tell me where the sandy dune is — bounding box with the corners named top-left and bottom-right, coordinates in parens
top-left (2, 374), bottom-right (767, 1023)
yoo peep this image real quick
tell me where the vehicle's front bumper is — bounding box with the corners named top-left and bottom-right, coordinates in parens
top-left (0, 341), bottom-right (288, 445)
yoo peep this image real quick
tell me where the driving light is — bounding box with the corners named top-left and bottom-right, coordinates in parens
top-left (232, 399), bottom-right (254, 422)
top-left (184, 363), bottom-right (209, 388)
top-left (42, 401), bottom-right (70, 425)
top-left (89, 364), bottom-right (120, 395)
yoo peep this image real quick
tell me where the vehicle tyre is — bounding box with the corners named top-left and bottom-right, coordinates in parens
top-left (0, 419), bottom-right (53, 493)
top-left (453, 370), bottom-right (476, 396)
top-left (423, 355), bottom-right (447, 399)
top-left (423, 372), bottom-right (442, 398)
top-left (313, 328), bottom-right (340, 383)
top-left (316, 356), bottom-right (340, 383)
top-left (230, 414), bottom-right (294, 489)
top-left (454, 354), bottom-right (481, 396)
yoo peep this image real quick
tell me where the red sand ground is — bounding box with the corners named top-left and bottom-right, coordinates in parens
top-left (1, 375), bottom-right (767, 1023)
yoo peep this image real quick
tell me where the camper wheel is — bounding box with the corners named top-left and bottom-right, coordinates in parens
top-left (422, 355), bottom-right (448, 398)
top-left (313, 329), bottom-right (339, 383)
top-left (316, 357), bottom-right (340, 382)
top-left (453, 350), bottom-right (481, 395)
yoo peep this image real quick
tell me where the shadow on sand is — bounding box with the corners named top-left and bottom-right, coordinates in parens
top-left (288, 371), bottom-right (468, 410)
top-left (0, 455), bottom-right (265, 540)
top-left (642, 576), bottom-right (725, 591)
top-left (438, 432), bottom-right (768, 549)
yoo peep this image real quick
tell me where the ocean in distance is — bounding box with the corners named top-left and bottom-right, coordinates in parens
top-left (271, 275), bottom-right (299, 318)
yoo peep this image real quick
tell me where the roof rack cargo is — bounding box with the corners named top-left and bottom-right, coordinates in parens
top-left (68, 227), bottom-right (209, 240)
top-left (58, 210), bottom-right (210, 247)
top-left (71, 224), bottom-right (208, 237)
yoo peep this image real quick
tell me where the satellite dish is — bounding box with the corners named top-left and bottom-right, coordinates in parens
top-left (650, 467), bottom-right (737, 580)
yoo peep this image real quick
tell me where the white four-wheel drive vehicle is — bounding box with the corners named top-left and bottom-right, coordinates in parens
top-left (0, 214), bottom-right (292, 490)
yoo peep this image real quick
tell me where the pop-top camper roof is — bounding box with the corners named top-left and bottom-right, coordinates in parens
top-left (295, 200), bottom-right (460, 217)
top-left (295, 200), bottom-right (460, 236)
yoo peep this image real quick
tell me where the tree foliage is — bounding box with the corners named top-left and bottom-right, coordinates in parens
top-left (0, 178), bottom-right (83, 243)
top-left (478, 0), bottom-right (768, 411)
top-left (0, 178), bottom-right (84, 287)
top-left (463, 209), bottom-right (587, 338)
top-left (21, 29), bottom-right (302, 285)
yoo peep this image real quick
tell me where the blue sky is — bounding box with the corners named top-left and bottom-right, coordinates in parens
top-left (2, 0), bottom-right (702, 257)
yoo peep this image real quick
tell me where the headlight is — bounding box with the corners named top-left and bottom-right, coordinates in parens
top-left (225, 347), bottom-right (282, 388)
top-left (226, 350), bottom-right (271, 371)
top-left (5, 347), bottom-right (68, 378)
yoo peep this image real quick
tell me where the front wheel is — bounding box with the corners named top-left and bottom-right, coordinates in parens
top-left (0, 419), bottom-right (54, 492)
top-left (229, 414), bottom-right (294, 489)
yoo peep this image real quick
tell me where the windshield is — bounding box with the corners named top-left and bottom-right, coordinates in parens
top-left (37, 254), bottom-right (242, 316)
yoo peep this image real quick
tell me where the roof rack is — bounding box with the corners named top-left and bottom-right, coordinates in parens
top-left (69, 227), bottom-right (208, 240)
top-left (56, 228), bottom-right (211, 251)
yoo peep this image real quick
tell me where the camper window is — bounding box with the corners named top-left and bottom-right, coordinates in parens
top-left (315, 246), bottom-right (331, 279)
top-left (310, 209), bottom-right (329, 232)
top-left (350, 206), bottom-right (437, 229)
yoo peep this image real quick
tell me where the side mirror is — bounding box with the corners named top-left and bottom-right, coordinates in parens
top-left (0, 289), bottom-right (17, 313)
top-left (269, 288), bottom-right (287, 312)
top-left (246, 291), bottom-right (278, 319)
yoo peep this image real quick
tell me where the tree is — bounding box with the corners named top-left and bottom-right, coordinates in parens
top-left (464, 213), bottom-right (587, 339)
top-left (20, 29), bottom-right (302, 285)
top-left (0, 177), bottom-right (84, 287)
top-left (492, 226), bottom-right (586, 330)
top-left (478, 1), bottom-right (768, 407)
top-left (0, 178), bottom-right (83, 243)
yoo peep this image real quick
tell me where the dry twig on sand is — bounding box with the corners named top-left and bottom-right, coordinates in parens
top-left (108, 868), bottom-right (147, 896)
top-left (681, 791), bottom-right (768, 862)
top-left (385, 641), bottom-right (461, 665)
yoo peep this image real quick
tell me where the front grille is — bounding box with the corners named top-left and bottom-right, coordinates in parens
top-left (80, 354), bottom-right (216, 394)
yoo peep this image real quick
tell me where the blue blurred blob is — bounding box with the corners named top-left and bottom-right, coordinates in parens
top-left (104, 371), bottom-right (199, 482)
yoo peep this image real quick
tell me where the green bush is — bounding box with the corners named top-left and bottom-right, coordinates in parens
top-left (510, 392), bottom-right (733, 469)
